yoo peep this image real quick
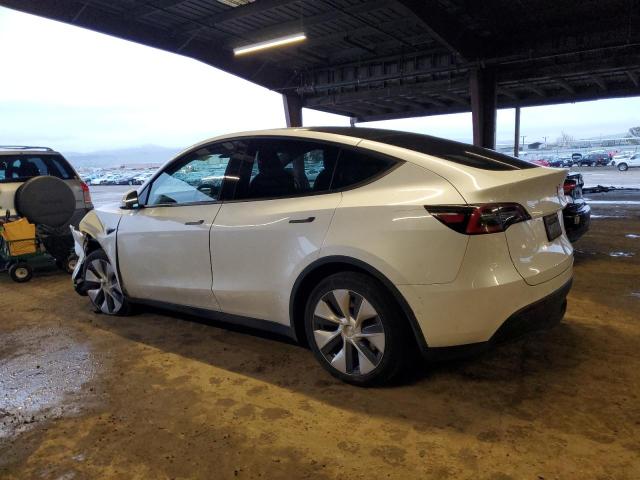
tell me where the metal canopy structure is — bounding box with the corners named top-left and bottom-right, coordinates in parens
top-left (2, 0), bottom-right (640, 148)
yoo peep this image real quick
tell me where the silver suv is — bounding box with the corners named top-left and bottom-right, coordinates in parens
top-left (1, 146), bottom-right (93, 271)
top-left (0, 146), bottom-right (93, 224)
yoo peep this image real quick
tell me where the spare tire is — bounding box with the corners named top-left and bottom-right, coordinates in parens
top-left (15, 176), bottom-right (76, 227)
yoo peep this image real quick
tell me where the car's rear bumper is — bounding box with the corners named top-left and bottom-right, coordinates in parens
top-left (563, 203), bottom-right (591, 242)
top-left (490, 278), bottom-right (571, 343)
top-left (397, 233), bottom-right (573, 349)
top-left (420, 279), bottom-right (572, 361)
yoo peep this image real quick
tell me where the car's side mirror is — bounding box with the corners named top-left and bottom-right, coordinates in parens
top-left (120, 189), bottom-right (140, 209)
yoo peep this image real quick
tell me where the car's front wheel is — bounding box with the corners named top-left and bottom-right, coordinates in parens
top-left (618, 163), bottom-right (629, 171)
top-left (83, 249), bottom-right (130, 315)
top-left (305, 272), bottom-right (411, 386)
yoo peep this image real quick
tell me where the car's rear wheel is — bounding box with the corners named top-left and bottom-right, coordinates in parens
top-left (305, 272), bottom-right (411, 386)
top-left (83, 249), bottom-right (130, 315)
top-left (618, 163), bottom-right (629, 171)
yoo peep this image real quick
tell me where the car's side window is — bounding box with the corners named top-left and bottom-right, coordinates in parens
top-left (331, 148), bottom-right (398, 190)
top-left (232, 139), bottom-right (339, 201)
top-left (146, 142), bottom-right (241, 206)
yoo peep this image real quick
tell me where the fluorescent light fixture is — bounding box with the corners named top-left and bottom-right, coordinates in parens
top-left (234, 32), bottom-right (306, 56)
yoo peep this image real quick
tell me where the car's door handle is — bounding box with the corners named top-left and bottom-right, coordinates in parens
top-left (289, 217), bottom-right (315, 224)
top-left (184, 220), bottom-right (205, 225)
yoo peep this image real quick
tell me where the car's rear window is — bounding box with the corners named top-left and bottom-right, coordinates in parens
top-left (368, 133), bottom-right (536, 171)
top-left (307, 127), bottom-right (536, 171)
top-left (0, 154), bottom-right (75, 182)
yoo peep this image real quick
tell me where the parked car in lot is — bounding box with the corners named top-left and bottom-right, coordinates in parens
top-left (616, 153), bottom-right (640, 171)
top-left (571, 153), bottom-right (583, 164)
top-left (530, 158), bottom-right (550, 167)
top-left (0, 145), bottom-right (93, 274)
top-left (561, 172), bottom-right (590, 242)
top-left (71, 128), bottom-right (573, 385)
top-left (90, 175), bottom-right (117, 185)
top-left (115, 175), bottom-right (138, 185)
top-left (551, 155), bottom-right (573, 168)
top-left (578, 153), bottom-right (610, 167)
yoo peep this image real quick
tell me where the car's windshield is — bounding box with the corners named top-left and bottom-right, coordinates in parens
top-left (0, 154), bottom-right (75, 182)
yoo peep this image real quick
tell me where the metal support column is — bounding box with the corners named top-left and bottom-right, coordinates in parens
top-left (469, 68), bottom-right (497, 149)
top-left (514, 107), bottom-right (521, 157)
top-left (282, 93), bottom-right (303, 127)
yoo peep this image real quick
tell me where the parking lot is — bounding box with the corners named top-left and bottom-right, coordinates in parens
top-left (1, 192), bottom-right (639, 479)
top-left (577, 166), bottom-right (640, 189)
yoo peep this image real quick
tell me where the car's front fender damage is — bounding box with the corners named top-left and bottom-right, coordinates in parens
top-left (70, 209), bottom-right (122, 296)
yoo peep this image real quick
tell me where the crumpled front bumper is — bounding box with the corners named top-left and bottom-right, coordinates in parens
top-left (70, 226), bottom-right (88, 295)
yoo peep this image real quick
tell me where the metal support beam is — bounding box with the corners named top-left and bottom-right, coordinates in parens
top-left (514, 107), bottom-right (521, 157)
top-left (283, 93), bottom-right (303, 127)
top-left (395, 0), bottom-right (482, 59)
top-left (128, 0), bottom-right (186, 19)
top-left (470, 68), bottom-right (497, 149)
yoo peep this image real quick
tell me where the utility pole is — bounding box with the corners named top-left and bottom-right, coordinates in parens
top-left (514, 107), bottom-right (521, 157)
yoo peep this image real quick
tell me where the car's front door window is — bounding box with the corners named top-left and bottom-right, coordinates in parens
top-left (147, 143), bottom-right (238, 206)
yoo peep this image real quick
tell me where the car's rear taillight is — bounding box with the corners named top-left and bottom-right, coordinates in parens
top-left (563, 179), bottom-right (577, 195)
top-left (81, 182), bottom-right (93, 207)
top-left (425, 203), bottom-right (531, 235)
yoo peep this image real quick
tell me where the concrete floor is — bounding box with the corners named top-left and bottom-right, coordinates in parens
top-left (1, 193), bottom-right (639, 480)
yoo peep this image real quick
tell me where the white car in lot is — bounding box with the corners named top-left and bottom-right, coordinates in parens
top-left (71, 128), bottom-right (573, 385)
top-left (616, 153), bottom-right (640, 171)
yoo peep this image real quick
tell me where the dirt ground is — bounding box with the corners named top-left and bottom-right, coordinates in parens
top-left (1, 193), bottom-right (639, 480)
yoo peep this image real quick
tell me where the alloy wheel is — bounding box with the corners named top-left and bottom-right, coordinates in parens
top-left (85, 258), bottom-right (125, 314)
top-left (312, 289), bottom-right (385, 376)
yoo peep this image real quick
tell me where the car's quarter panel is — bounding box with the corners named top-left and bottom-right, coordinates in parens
top-left (117, 204), bottom-right (221, 310)
top-left (211, 193), bottom-right (342, 325)
top-left (322, 162), bottom-right (469, 286)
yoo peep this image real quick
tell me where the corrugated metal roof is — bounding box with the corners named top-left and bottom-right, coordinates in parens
top-left (1, 0), bottom-right (638, 121)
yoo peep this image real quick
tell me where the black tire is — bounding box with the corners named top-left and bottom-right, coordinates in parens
top-left (304, 272), bottom-right (413, 386)
top-left (618, 163), bottom-right (628, 171)
top-left (83, 249), bottom-right (131, 315)
top-left (57, 253), bottom-right (78, 274)
top-left (14, 176), bottom-right (76, 227)
top-left (9, 262), bottom-right (33, 283)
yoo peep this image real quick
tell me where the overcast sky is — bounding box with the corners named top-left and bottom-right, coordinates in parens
top-left (1, 6), bottom-right (639, 153)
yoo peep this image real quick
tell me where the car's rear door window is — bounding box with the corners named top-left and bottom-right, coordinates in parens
top-left (230, 139), bottom-right (339, 201)
top-left (330, 148), bottom-right (398, 190)
top-left (0, 155), bottom-right (75, 182)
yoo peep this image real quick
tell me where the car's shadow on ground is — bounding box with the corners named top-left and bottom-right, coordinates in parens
top-left (90, 301), bottom-right (592, 427)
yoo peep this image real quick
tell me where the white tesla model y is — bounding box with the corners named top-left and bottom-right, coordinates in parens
top-left (71, 128), bottom-right (573, 385)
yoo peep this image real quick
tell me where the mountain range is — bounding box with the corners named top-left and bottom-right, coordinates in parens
top-left (64, 145), bottom-right (180, 169)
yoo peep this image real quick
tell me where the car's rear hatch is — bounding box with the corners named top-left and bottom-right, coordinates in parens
top-left (443, 167), bottom-right (573, 285)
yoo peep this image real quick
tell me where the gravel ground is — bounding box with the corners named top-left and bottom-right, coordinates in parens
top-left (0, 194), bottom-right (639, 479)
